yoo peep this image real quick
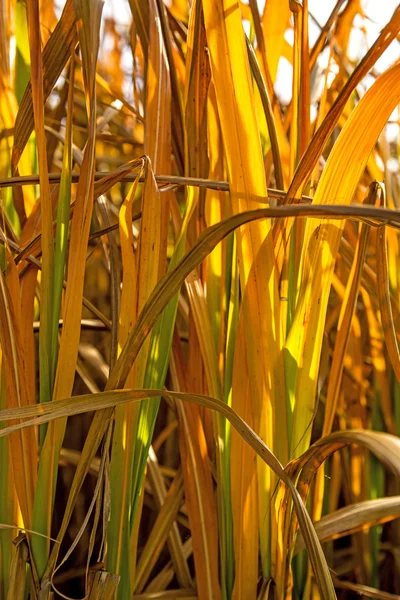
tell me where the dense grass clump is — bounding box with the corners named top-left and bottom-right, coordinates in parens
top-left (1, 1), bottom-right (400, 598)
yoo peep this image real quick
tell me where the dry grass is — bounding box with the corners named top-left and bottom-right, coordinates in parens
top-left (0, 1), bottom-right (400, 599)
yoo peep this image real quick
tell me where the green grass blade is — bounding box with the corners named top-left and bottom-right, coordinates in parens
top-left (50, 54), bottom-right (75, 389)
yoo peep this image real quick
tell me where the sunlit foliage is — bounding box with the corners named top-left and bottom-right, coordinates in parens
top-left (0, 1), bottom-right (400, 598)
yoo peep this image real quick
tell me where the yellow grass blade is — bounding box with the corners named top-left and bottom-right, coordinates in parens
top-left (107, 167), bottom-right (142, 583)
top-left (231, 317), bottom-right (258, 598)
top-left (177, 401), bottom-right (221, 598)
top-left (285, 62), bottom-right (400, 460)
top-left (201, 0), bottom-right (287, 589)
top-left (0, 0), bottom-right (36, 224)
top-left (185, 273), bottom-right (233, 594)
top-left (107, 126), bottom-right (167, 600)
top-left (323, 185), bottom-right (379, 436)
top-left (311, 185), bottom-right (378, 532)
top-left (183, 8), bottom-right (228, 593)
top-left (122, 7), bottom-right (173, 567)
top-left (130, 160), bottom-right (165, 461)
top-left (107, 148), bottom-right (167, 597)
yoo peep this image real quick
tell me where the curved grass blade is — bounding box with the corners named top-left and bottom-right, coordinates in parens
top-left (245, 37), bottom-right (284, 191)
top-left (108, 202), bottom-right (400, 395)
top-left (281, 429), bottom-right (400, 593)
top-left (289, 430), bottom-right (400, 500)
top-left (295, 496), bottom-right (400, 555)
top-left (0, 387), bottom-right (337, 598)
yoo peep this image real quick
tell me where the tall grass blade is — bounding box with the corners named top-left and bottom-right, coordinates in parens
top-left (31, 0), bottom-right (104, 580)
